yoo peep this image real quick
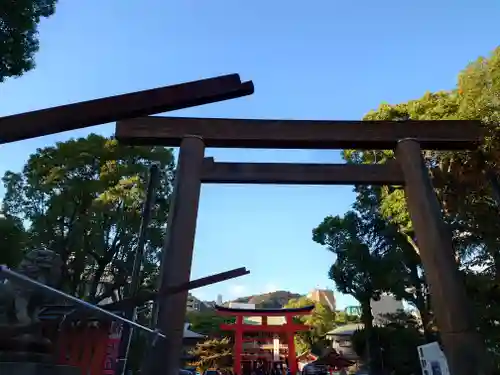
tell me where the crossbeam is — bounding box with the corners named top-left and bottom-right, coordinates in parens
top-left (102, 267), bottom-right (250, 311)
top-left (115, 116), bottom-right (482, 150)
top-left (220, 324), bottom-right (310, 333)
top-left (201, 158), bottom-right (404, 185)
top-left (0, 74), bottom-right (253, 144)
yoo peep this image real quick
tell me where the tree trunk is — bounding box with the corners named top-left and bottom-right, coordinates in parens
top-left (88, 262), bottom-right (107, 301)
top-left (415, 292), bottom-right (434, 342)
top-left (411, 266), bottom-right (435, 342)
top-left (361, 300), bottom-right (384, 375)
top-left (493, 252), bottom-right (500, 283)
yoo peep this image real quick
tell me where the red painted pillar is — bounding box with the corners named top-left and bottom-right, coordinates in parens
top-left (285, 315), bottom-right (297, 375)
top-left (234, 316), bottom-right (244, 375)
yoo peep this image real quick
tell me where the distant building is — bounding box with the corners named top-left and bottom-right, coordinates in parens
top-left (307, 288), bottom-right (336, 311)
top-left (217, 294), bottom-right (223, 305)
top-left (341, 294), bottom-right (404, 325)
top-left (371, 294), bottom-right (404, 324)
top-left (228, 302), bottom-right (256, 309)
top-left (325, 324), bottom-right (364, 361)
top-left (203, 300), bottom-right (216, 309)
top-left (187, 293), bottom-right (202, 312)
top-left (326, 294), bottom-right (404, 361)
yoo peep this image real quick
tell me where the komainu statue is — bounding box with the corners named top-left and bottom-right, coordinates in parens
top-left (0, 249), bottom-right (63, 357)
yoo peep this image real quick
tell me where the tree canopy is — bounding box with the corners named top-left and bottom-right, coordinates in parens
top-left (186, 310), bottom-right (234, 338)
top-left (284, 296), bottom-right (336, 355)
top-left (189, 337), bottom-right (233, 372)
top-left (0, 213), bottom-right (26, 267)
top-left (313, 45), bottom-right (500, 374)
top-left (0, 0), bottom-right (58, 82)
top-left (2, 134), bottom-right (175, 302)
top-left (351, 312), bottom-right (425, 375)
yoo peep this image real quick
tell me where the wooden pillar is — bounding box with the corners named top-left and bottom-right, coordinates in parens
top-left (396, 139), bottom-right (490, 375)
top-left (146, 136), bottom-right (205, 375)
top-left (234, 316), bottom-right (244, 375)
top-left (285, 315), bottom-right (297, 375)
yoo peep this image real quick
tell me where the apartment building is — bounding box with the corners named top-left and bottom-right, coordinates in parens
top-left (307, 288), bottom-right (336, 311)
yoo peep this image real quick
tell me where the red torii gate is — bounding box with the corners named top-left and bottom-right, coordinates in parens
top-left (215, 305), bottom-right (314, 375)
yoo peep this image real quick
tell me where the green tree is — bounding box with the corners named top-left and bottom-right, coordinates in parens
top-left (464, 270), bottom-right (500, 369)
top-left (1, 134), bottom-right (174, 301)
top-left (351, 312), bottom-right (425, 375)
top-left (343, 48), bottom-right (500, 278)
top-left (343, 92), bottom-right (488, 268)
top-left (0, 0), bottom-right (58, 82)
top-left (352, 186), bottom-right (435, 341)
top-left (186, 311), bottom-right (234, 337)
top-left (284, 296), bottom-right (336, 354)
top-left (338, 45), bottom-right (500, 367)
top-left (0, 213), bottom-right (26, 267)
top-left (313, 210), bottom-right (398, 375)
top-left (189, 337), bottom-right (233, 372)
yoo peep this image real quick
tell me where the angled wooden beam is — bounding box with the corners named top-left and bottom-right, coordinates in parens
top-left (115, 117), bottom-right (482, 150)
top-left (201, 158), bottom-right (404, 185)
top-left (102, 267), bottom-right (250, 311)
top-left (0, 74), bottom-right (253, 144)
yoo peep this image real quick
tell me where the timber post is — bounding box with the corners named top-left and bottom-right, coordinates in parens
top-left (147, 136), bottom-right (205, 375)
top-left (396, 138), bottom-right (490, 375)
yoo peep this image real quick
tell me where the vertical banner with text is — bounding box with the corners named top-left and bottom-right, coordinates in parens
top-left (103, 321), bottom-right (124, 375)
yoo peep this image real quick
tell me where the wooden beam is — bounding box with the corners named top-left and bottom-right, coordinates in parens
top-left (115, 116), bottom-right (482, 150)
top-left (220, 324), bottom-right (310, 333)
top-left (0, 74), bottom-right (253, 144)
top-left (201, 158), bottom-right (404, 185)
top-left (102, 267), bottom-right (250, 311)
top-left (396, 139), bottom-right (491, 375)
top-left (150, 136), bottom-right (205, 375)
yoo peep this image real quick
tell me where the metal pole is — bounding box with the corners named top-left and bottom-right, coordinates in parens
top-left (0, 265), bottom-right (165, 339)
top-left (396, 139), bottom-right (490, 375)
top-left (117, 164), bottom-right (160, 375)
top-left (144, 136), bottom-right (205, 375)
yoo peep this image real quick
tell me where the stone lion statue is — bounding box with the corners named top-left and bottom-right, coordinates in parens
top-left (0, 249), bottom-right (63, 330)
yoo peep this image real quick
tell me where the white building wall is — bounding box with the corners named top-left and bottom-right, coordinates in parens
top-left (371, 294), bottom-right (404, 324)
top-left (228, 302), bottom-right (256, 309)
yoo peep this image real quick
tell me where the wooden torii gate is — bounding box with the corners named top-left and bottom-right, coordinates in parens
top-left (0, 74), bottom-right (252, 144)
top-left (215, 305), bottom-right (314, 375)
top-left (0, 74), bottom-right (491, 375)
top-left (115, 116), bottom-right (490, 375)
top-left (0, 73), bottom-right (253, 375)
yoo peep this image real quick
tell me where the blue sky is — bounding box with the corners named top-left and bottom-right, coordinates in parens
top-left (1, 0), bottom-right (499, 309)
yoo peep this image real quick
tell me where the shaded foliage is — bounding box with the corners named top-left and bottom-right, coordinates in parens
top-left (313, 210), bottom-right (403, 374)
top-left (2, 134), bottom-right (175, 302)
top-left (0, 0), bottom-right (58, 81)
top-left (186, 310), bottom-right (235, 338)
top-left (313, 45), bottom-right (500, 373)
top-left (285, 296), bottom-right (336, 355)
top-left (0, 214), bottom-right (26, 267)
top-left (351, 313), bottom-right (425, 375)
top-left (189, 337), bottom-right (233, 372)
